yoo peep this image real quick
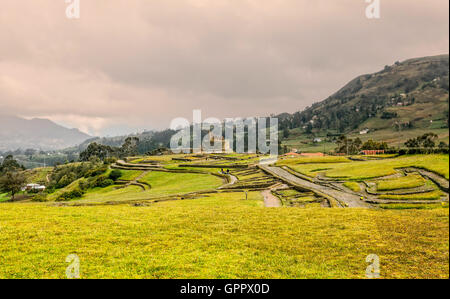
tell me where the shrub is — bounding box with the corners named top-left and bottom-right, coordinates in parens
top-left (98, 179), bottom-right (114, 188)
top-left (78, 178), bottom-right (90, 191)
top-left (94, 176), bottom-right (114, 188)
top-left (108, 169), bottom-right (122, 181)
top-left (56, 188), bottom-right (85, 202)
top-left (32, 194), bottom-right (48, 202)
top-left (84, 166), bottom-right (108, 178)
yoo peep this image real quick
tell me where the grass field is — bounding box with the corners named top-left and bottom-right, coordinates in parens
top-left (376, 174), bottom-right (426, 191)
top-left (0, 193), bottom-right (448, 279)
top-left (379, 190), bottom-right (443, 201)
top-left (2, 153), bottom-right (448, 279)
top-left (343, 182), bottom-right (361, 192)
top-left (0, 192), bottom-right (10, 202)
top-left (279, 155), bottom-right (449, 180)
top-left (119, 170), bottom-right (144, 181)
top-left (78, 172), bottom-right (224, 203)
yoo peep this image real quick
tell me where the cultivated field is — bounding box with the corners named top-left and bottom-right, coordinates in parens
top-left (0, 153), bottom-right (448, 278)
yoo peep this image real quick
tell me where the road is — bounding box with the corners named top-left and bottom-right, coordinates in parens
top-left (260, 166), bottom-right (371, 208)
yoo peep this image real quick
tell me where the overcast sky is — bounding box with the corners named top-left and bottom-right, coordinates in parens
top-left (0, 0), bottom-right (448, 136)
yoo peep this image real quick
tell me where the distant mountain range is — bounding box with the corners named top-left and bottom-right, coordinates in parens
top-left (0, 115), bottom-right (91, 151)
top-left (1, 55), bottom-right (448, 153)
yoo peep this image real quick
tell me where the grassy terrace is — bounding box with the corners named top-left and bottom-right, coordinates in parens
top-left (0, 193), bottom-right (448, 279)
top-left (78, 172), bottom-right (224, 203)
top-left (343, 182), bottom-right (361, 192)
top-left (376, 174), bottom-right (426, 191)
top-left (379, 190), bottom-right (443, 201)
top-left (277, 155), bottom-right (449, 180)
top-left (119, 170), bottom-right (144, 181)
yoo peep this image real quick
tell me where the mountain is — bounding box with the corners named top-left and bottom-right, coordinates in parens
top-left (279, 54), bottom-right (449, 147)
top-left (0, 115), bottom-right (91, 151)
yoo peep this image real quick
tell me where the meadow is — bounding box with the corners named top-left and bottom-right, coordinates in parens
top-left (278, 154), bottom-right (449, 180)
top-left (0, 153), bottom-right (448, 279)
top-left (0, 192), bottom-right (448, 279)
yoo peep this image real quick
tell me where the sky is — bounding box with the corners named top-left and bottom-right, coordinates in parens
top-left (0, 0), bottom-right (448, 136)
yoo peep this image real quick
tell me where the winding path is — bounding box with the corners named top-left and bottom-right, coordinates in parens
top-left (260, 165), bottom-right (371, 208)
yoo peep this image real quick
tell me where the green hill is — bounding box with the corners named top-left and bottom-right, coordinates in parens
top-left (279, 54), bottom-right (449, 150)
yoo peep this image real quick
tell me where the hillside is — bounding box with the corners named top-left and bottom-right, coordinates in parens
top-left (0, 115), bottom-right (91, 151)
top-left (279, 54), bottom-right (449, 149)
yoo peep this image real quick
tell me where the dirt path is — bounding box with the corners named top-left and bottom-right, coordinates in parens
top-left (261, 188), bottom-right (282, 207)
top-left (218, 173), bottom-right (238, 189)
top-left (260, 166), bottom-right (371, 208)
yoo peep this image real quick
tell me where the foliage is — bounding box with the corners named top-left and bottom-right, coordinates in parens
top-left (335, 135), bottom-right (362, 154)
top-left (56, 188), bottom-right (85, 202)
top-left (0, 155), bottom-right (25, 173)
top-left (108, 169), bottom-right (122, 181)
top-left (32, 194), bottom-right (48, 202)
top-left (405, 133), bottom-right (439, 148)
top-left (361, 139), bottom-right (389, 150)
top-left (0, 171), bottom-right (26, 200)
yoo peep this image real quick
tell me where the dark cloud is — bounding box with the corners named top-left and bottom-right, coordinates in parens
top-left (0, 0), bottom-right (448, 135)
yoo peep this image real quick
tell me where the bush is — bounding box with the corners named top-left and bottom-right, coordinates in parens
top-left (56, 188), bottom-right (85, 202)
top-left (98, 179), bottom-right (114, 188)
top-left (94, 176), bottom-right (114, 188)
top-left (108, 169), bottom-right (122, 181)
top-left (32, 194), bottom-right (48, 202)
top-left (78, 178), bottom-right (90, 191)
top-left (84, 166), bottom-right (108, 178)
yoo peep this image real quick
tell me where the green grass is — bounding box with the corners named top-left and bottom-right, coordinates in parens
top-left (47, 178), bottom-right (85, 201)
top-left (0, 193), bottom-right (448, 279)
top-left (24, 167), bottom-right (52, 184)
top-left (278, 156), bottom-right (350, 165)
top-left (379, 190), bottom-right (443, 201)
top-left (79, 171), bottom-right (224, 203)
top-left (376, 174), bottom-right (425, 191)
top-left (119, 170), bottom-right (144, 181)
top-left (139, 172), bottom-right (223, 195)
top-left (296, 155), bottom-right (449, 180)
top-left (343, 182), bottom-right (361, 192)
top-left (0, 193), bottom-right (10, 202)
top-left (379, 203), bottom-right (449, 210)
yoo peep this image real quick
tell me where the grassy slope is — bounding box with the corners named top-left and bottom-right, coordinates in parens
top-left (119, 170), bottom-right (144, 181)
top-left (80, 171), bottom-right (224, 203)
top-left (0, 193), bottom-right (10, 202)
top-left (0, 193), bottom-right (448, 279)
top-left (280, 155), bottom-right (449, 180)
top-left (377, 174), bottom-right (425, 191)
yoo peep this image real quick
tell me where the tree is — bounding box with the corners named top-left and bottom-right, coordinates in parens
top-left (438, 142), bottom-right (449, 149)
top-left (282, 127), bottom-right (290, 138)
top-left (120, 137), bottom-right (139, 157)
top-left (0, 155), bottom-right (23, 173)
top-left (405, 133), bottom-right (438, 148)
top-left (0, 171), bottom-right (26, 201)
top-left (80, 143), bottom-right (117, 161)
top-left (405, 138), bottom-right (420, 148)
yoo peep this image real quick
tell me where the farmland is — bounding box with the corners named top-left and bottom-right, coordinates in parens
top-left (0, 153), bottom-right (448, 278)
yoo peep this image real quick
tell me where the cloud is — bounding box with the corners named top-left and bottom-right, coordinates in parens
top-left (0, 0), bottom-right (448, 135)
